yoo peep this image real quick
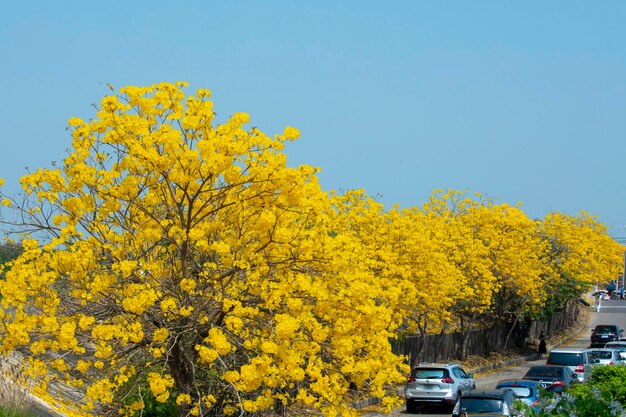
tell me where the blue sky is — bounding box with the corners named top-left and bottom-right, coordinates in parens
top-left (1, 1), bottom-right (625, 239)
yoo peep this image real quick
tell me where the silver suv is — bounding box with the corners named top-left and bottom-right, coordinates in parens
top-left (405, 362), bottom-right (475, 413)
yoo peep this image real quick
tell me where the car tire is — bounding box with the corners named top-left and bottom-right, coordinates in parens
top-left (406, 402), bottom-right (418, 414)
top-left (449, 393), bottom-right (461, 412)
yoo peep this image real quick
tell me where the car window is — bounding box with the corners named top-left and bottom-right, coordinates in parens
top-left (548, 352), bottom-right (582, 366)
top-left (596, 325), bottom-right (618, 332)
top-left (591, 351), bottom-right (613, 359)
top-left (526, 366), bottom-right (562, 378)
top-left (459, 398), bottom-right (504, 413)
top-left (453, 368), bottom-right (468, 378)
top-left (606, 343), bottom-right (626, 349)
top-left (411, 368), bottom-right (448, 379)
top-left (496, 386), bottom-right (532, 398)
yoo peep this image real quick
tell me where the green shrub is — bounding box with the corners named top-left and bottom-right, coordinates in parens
top-left (515, 366), bottom-right (626, 416)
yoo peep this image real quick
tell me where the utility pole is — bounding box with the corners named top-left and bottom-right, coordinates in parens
top-left (622, 251), bottom-right (626, 287)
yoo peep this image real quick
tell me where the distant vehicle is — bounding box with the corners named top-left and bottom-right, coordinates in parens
top-left (522, 365), bottom-right (579, 392)
top-left (452, 389), bottom-right (519, 417)
top-left (586, 348), bottom-right (625, 366)
top-left (546, 348), bottom-right (598, 382)
top-left (495, 379), bottom-right (542, 413)
top-left (590, 324), bottom-right (623, 347)
top-left (604, 341), bottom-right (626, 360)
top-left (404, 362), bottom-right (475, 413)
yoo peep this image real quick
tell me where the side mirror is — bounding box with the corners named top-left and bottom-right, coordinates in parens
top-left (467, 373), bottom-right (474, 379)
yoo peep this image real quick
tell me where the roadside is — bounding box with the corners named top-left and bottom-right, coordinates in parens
top-left (354, 306), bottom-right (590, 412)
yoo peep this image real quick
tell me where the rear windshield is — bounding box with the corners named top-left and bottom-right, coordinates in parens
top-left (609, 345), bottom-right (626, 352)
top-left (590, 351), bottom-right (613, 359)
top-left (548, 352), bottom-right (582, 366)
top-left (411, 368), bottom-right (449, 379)
top-left (496, 386), bottom-right (532, 398)
top-left (607, 343), bottom-right (626, 350)
top-left (525, 366), bottom-right (563, 378)
top-left (595, 326), bottom-right (618, 333)
top-left (459, 398), bottom-right (504, 414)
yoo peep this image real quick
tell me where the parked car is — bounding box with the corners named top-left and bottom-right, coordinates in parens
top-left (452, 389), bottom-right (520, 417)
top-left (590, 324), bottom-right (623, 347)
top-left (522, 365), bottom-right (579, 392)
top-left (405, 362), bottom-right (475, 413)
top-left (495, 379), bottom-right (542, 413)
top-left (546, 348), bottom-right (598, 382)
top-left (585, 348), bottom-right (625, 366)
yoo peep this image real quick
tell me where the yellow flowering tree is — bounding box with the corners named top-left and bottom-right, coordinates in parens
top-left (323, 190), bottom-right (460, 366)
top-left (468, 204), bottom-right (551, 348)
top-left (0, 83), bottom-right (407, 417)
top-left (420, 191), bottom-right (550, 357)
top-left (539, 211), bottom-right (624, 314)
top-left (419, 190), bottom-right (497, 358)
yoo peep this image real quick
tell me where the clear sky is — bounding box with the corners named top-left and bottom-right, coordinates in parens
top-left (1, 1), bottom-right (625, 239)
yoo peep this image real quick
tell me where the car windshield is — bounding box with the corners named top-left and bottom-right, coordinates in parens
top-left (412, 368), bottom-right (448, 379)
top-left (496, 386), bottom-right (532, 398)
top-left (548, 352), bottom-right (582, 366)
top-left (525, 367), bottom-right (562, 378)
top-left (459, 398), bottom-right (504, 413)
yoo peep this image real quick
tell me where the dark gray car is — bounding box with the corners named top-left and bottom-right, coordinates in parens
top-left (522, 365), bottom-right (579, 392)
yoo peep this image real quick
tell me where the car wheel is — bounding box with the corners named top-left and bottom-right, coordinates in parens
top-left (448, 393), bottom-right (461, 412)
top-left (406, 401), bottom-right (418, 414)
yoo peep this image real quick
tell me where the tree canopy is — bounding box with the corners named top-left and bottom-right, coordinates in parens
top-left (0, 82), bottom-right (623, 417)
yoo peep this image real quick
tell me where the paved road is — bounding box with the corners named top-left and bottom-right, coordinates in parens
top-left (364, 299), bottom-right (626, 417)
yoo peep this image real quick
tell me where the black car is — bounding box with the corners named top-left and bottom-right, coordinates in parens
top-left (452, 389), bottom-right (519, 417)
top-left (591, 324), bottom-right (623, 347)
top-left (522, 365), bottom-right (579, 392)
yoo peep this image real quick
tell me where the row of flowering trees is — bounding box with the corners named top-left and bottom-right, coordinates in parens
top-left (0, 82), bottom-right (623, 417)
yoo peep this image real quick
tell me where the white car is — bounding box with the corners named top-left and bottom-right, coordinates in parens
top-left (586, 348), bottom-right (625, 366)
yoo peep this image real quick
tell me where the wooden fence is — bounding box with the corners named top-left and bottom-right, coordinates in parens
top-left (391, 300), bottom-right (583, 368)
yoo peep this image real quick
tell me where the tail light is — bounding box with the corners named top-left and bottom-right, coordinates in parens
top-left (574, 364), bottom-right (585, 373)
top-left (609, 362), bottom-right (614, 366)
top-left (531, 399), bottom-right (540, 407)
top-left (441, 377), bottom-right (454, 384)
top-left (407, 376), bottom-right (415, 383)
top-left (551, 380), bottom-right (565, 387)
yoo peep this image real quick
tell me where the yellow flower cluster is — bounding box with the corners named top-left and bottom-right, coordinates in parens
top-left (147, 372), bottom-right (174, 403)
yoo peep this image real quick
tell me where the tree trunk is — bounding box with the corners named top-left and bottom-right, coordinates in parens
top-left (167, 340), bottom-right (195, 417)
top-left (503, 314), bottom-right (520, 351)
